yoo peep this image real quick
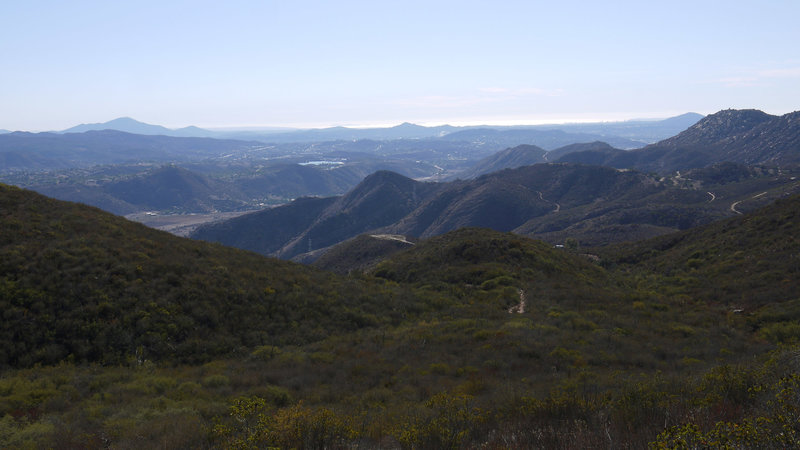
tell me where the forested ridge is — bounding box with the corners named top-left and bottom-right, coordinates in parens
top-left (1, 183), bottom-right (799, 448)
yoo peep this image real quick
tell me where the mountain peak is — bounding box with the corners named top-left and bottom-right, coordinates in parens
top-left (60, 118), bottom-right (215, 138)
top-left (393, 122), bottom-right (423, 129)
top-left (657, 109), bottom-right (775, 149)
top-left (106, 116), bottom-right (144, 125)
top-left (692, 109), bottom-right (774, 133)
top-left (62, 117), bottom-right (171, 135)
top-left (352, 170), bottom-right (419, 193)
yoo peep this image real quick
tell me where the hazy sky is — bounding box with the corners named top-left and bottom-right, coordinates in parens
top-left (2, 0), bottom-right (799, 131)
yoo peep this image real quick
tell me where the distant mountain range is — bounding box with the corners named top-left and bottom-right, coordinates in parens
top-left (0, 113), bottom-right (705, 176)
top-left (60, 117), bottom-right (220, 138)
top-left (47, 113), bottom-right (703, 145)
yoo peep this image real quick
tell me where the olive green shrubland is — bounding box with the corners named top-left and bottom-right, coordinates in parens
top-left (1, 183), bottom-right (799, 448)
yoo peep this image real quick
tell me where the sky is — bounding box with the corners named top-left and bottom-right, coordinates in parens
top-left (2, 0), bottom-right (799, 131)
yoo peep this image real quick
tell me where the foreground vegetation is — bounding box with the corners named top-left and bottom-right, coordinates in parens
top-left (1, 184), bottom-right (799, 447)
top-left (2, 344), bottom-right (798, 448)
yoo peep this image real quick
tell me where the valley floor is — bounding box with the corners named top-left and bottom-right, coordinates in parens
top-left (125, 209), bottom-right (261, 237)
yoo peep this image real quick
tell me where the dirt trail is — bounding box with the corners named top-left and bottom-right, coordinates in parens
top-left (369, 234), bottom-right (415, 245)
top-left (730, 192), bottom-right (767, 215)
top-left (536, 191), bottom-right (560, 212)
top-left (508, 289), bottom-right (526, 314)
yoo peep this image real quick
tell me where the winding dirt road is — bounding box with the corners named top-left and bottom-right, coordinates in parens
top-left (369, 234), bottom-right (415, 245)
top-left (536, 191), bottom-right (560, 212)
top-left (730, 192), bottom-right (767, 215)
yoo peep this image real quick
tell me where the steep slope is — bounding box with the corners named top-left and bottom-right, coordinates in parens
top-left (192, 196), bottom-right (338, 255)
top-left (383, 164), bottom-right (664, 240)
top-left (655, 109), bottom-right (775, 149)
top-left (0, 184), bottom-right (422, 368)
top-left (716, 110), bottom-right (800, 165)
top-left (192, 171), bottom-right (441, 259)
top-left (275, 171), bottom-right (441, 258)
top-left (561, 109), bottom-right (800, 173)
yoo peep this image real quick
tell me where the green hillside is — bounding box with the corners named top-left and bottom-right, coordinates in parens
top-left (600, 193), bottom-right (800, 339)
top-left (1, 184), bottom-right (799, 448)
top-left (0, 184), bottom-right (426, 368)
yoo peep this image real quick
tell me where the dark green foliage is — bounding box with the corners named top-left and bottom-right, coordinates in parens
top-left (372, 227), bottom-right (608, 290)
top-left (312, 234), bottom-right (416, 274)
top-left (0, 184), bottom-right (426, 367)
top-left (601, 193), bottom-right (800, 309)
top-left (2, 184), bottom-right (800, 447)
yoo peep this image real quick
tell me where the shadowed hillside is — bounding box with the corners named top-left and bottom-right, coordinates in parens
top-left (193, 162), bottom-right (800, 259)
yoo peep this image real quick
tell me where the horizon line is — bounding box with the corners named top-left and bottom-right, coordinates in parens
top-left (5, 111), bottom-right (709, 133)
top-left (184, 111), bottom-right (706, 132)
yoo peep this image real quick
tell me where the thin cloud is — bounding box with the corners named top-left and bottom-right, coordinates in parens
top-left (392, 86), bottom-right (564, 109)
top-left (758, 67), bottom-right (800, 78)
top-left (714, 65), bottom-right (800, 88)
top-left (480, 87), bottom-right (564, 97)
top-left (718, 76), bottom-right (759, 88)
top-left (392, 95), bottom-right (489, 109)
